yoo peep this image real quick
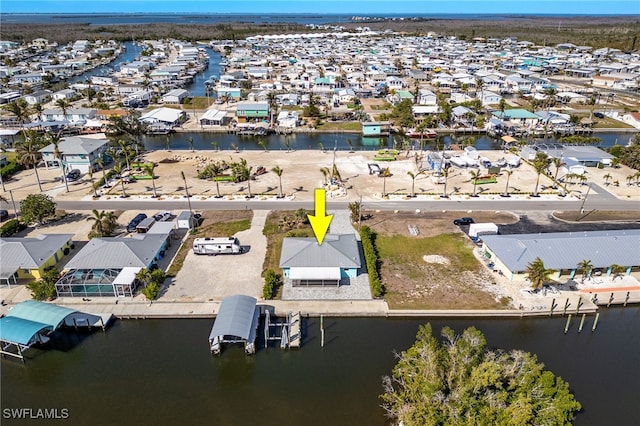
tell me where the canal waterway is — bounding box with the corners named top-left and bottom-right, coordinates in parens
top-left (143, 131), bottom-right (635, 152)
top-left (2, 307), bottom-right (638, 425)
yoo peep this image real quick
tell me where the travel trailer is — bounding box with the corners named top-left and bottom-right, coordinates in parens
top-left (193, 237), bottom-right (243, 255)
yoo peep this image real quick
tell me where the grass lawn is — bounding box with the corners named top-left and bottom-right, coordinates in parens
top-left (315, 121), bottom-right (362, 132)
top-left (166, 211), bottom-right (252, 277)
top-left (377, 233), bottom-right (507, 310)
top-left (262, 210), bottom-right (314, 276)
top-left (592, 117), bottom-right (634, 129)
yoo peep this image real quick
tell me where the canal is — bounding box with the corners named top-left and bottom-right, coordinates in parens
top-left (2, 307), bottom-right (638, 425)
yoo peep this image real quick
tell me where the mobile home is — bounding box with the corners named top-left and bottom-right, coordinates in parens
top-left (193, 237), bottom-right (243, 255)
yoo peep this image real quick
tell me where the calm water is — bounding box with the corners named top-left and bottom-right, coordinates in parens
top-left (143, 131), bottom-right (634, 152)
top-left (2, 308), bottom-right (639, 425)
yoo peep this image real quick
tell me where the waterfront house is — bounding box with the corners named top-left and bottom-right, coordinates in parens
top-left (39, 134), bottom-right (110, 173)
top-left (492, 109), bottom-right (540, 127)
top-left (235, 102), bottom-right (269, 124)
top-left (139, 107), bottom-right (186, 128)
top-left (55, 233), bottom-right (170, 297)
top-left (42, 107), bottom-right (96, 124)
top-left (162, 89), bottom-right (189, 104)
top-left (0, 234), bottom-right (74, 287)
top-left (279, 234), bottom-right (361, 287)
top-left (481, 230), bottom-right (640, 282)
top-left (276, 111), bottom-right (300, 128)
top-left (199, 109), bottom-right (229, 127)
top-left (52, 89), bottom-right (76, 101)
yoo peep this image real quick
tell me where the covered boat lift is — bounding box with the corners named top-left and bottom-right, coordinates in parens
top-left (208, 295), bottom-right (260, 355)
top-left (0, 301), bottom-right (111, 362)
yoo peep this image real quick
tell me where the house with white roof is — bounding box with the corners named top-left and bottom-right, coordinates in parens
top-left (199, 109), bottom-right (229, 126)
top-left (140, 107), bottom-right (186, 128)
top-left (161, 89), bottom-right (189, 104)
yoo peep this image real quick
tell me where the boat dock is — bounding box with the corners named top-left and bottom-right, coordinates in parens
top-left (263, 309), bottom-right (302, 350)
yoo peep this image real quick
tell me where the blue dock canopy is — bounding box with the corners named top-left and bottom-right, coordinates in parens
top-left (0, 316), bottom-right (53, 346)
top-left (0, 301), bottom-right (78, 346)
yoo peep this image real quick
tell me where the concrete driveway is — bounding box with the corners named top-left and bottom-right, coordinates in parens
top-left (163, 210), bottom-right (269, 301)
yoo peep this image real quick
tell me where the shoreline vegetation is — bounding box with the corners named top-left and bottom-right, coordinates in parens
top-left (1, 16), bottom-right (639, 50)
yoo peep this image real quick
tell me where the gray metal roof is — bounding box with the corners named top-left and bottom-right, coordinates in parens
top-left (209, 295), bottom-right (257, 342)
top-left (1, 234), bottom-right (73, 269)
top-left (39, 136), bottom-right (109, 156)
top-left (482, 229), bottom-right (640, 272)
top-left (63, 234), bottom-right (168, 269)
top-left (279, 234), bottom-right (361, 269)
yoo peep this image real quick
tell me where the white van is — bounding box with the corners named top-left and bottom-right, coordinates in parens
top-left (193, 237), bottom-right (243, 255)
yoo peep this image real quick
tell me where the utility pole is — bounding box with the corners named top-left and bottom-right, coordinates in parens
top-left (181, 171), bottom-right (194, 230)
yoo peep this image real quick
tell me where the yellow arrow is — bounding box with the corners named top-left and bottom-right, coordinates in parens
top-left (308, 188), bottom-right (333, 245)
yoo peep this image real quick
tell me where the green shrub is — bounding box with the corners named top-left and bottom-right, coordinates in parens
top-left (1, 161), bottom-right (22, 179)
top-left (26, 266), bottom-right (59, 301)
top-left (0, 219), bottom-right (26, 237)
top-left (262, 269), bottom-right (280, 300)
top-left (141, 281), bottom-right (160, 300)
top-left (360, 225), bottom-right (384, 297)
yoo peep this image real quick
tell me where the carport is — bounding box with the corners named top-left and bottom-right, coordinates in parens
top-left (208, 295), bottom-right (259, 355)
top-left (289, 267), bottom-right (341, 286)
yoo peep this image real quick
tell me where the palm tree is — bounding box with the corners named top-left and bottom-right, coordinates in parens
top-left (603, 173), bottom-right (612, 186)
top-left (551, 157), bottom-right (564, 188)
top-left (532, 154), bottom-right (550, 197)
top-left (610, 264), bottom-right (626, 280)
top-left (54, 98), bottom-right (72, 119)
top-left (95, 156), bottom-right (108, 187)
top-left (15, 130), bottom-right (44, 192)
top-left (116, 138), bottom-right (135, 170)
top-left (440, 167), bottom-right (450, 198)
top-left (320, 167), bottom-right (330, 185)
top-left (577, 259), bottom-right (593, 283)
top-left (257, 138), bottom-right (268, 152)
top-left (88, 168), bottom-right (98, 198)
top-left (142, 163), bottom-right (157, 197)
top-left (180, 171), bottom-right (195, 227)
top-left (211, 140), bottom-right (219, 151)
top-left (626, 174), bottom-right (634, 186)
top-left (30, 102), bottom-right (44, 120)
top-left (525, 257), bottom-right (555, 290)
top-left (347, 138), bottom-right (354, 153)
top-left (502, 169), bottom-right (513, 197)
top-left (44, 131), bottom-right (69, 193)
top-left (187, 137), bottom-right (195, 152)
top-left (3, 99), bottom-right (31, 126)
top-left (135, 268), bottom-right (152, 288)
top-left (271, 166), bottom-right (284, 198)
top-left (164, 136), bottom-right (171, 152)
top-left (381, 167), bottom-right (391, 198)
top-left (468, 169), bottom-right (480, 197)
top-left (87, 209), bottom-right (118, 238)
top-left (112, 163), bottom-right (127, 198)
top-left (407, 171), bottom-right (420, 198)
top-left (209, 161), bottom-right (225, 198)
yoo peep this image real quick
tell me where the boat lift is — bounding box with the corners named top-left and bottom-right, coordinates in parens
top-left (263, 310), bottom-right (301, 349)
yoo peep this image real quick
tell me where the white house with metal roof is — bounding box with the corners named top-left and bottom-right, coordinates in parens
top-left (279, 234), bottom-right (361, 287)
top-left (481, 230), bottom-right (640, 282)
top-left (39, 134), bottom-right (110, 173)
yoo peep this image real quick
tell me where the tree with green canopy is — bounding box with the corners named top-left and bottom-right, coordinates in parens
top-left (526, 256), bottom-right (556, 290)
top-left (381, 324), bottom-right (581, 426)
top-left (20, 193), bottom-right (56, 226)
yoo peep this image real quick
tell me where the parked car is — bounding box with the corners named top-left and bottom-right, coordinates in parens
top-left (593, 111), bottom-right (605, 119)
top-left (0, 210), bottom-right (9, 221)
top-left (66, 169), bottom-right (81, 181)
top-left (254, 166), bottom-right (267, 176)
top-left (153, 211), bottom-right (171, 222)
top-left (126, 213), bottom-right (147, 233)
top-left (453, 217), bottom-right (474, 225)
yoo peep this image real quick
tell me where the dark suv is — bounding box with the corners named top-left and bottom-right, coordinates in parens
top-left (66, 169), bottom-right (81, 181)
top-left (127, 213), bottom-right (147, 233)
top-left (453, 217), bottom-right (474, 226)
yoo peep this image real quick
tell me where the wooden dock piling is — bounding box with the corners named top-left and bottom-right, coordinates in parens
top-left (592, 313), bottom-right (600, 332)
top-left (564, 314), bottom-right (572, 334)
top-left (578, 314), bottom-right (586, 332)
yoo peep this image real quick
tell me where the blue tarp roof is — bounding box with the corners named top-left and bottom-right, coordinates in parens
top-left (209, 295), bottom-right (257, 342)
top-left (0, 316), bottom-right (52, 345)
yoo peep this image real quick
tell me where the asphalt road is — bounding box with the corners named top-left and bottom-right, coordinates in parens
top-left (56, 197), bottom-right (639, 213)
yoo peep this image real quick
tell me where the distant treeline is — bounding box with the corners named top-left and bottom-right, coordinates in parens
top-left (2, 16), bottom-right (639, 50)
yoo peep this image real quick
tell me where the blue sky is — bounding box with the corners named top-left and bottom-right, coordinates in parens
top-left (2, 1), bottom-right (639, 15)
